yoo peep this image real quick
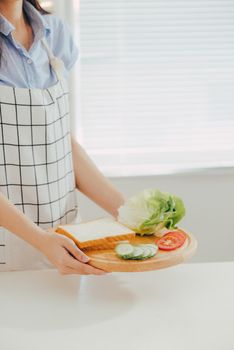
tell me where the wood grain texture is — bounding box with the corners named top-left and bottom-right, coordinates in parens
top-left (86, 229), bottom-right (198, 273)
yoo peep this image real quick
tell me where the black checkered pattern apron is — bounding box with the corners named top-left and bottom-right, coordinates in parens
top-left (0, 39), bottom-right (78, 270)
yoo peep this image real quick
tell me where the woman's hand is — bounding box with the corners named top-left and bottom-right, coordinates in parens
top-left (38, 230), bottom-right (107, 276)
top-left (0, 193), bottom-right (106, 274)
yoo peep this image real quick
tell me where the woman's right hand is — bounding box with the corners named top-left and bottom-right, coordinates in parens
top-left (38, 229), bottom-right (107, 276)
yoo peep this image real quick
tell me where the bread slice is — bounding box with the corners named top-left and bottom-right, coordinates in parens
top-left (55, 217), bottom-right (135, 249)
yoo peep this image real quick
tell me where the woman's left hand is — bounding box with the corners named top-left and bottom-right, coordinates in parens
top-left (37, 229), bottom-right (108, 276)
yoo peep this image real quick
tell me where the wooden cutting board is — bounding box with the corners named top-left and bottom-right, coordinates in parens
top-left (86, 229), bottom-right (197, 273)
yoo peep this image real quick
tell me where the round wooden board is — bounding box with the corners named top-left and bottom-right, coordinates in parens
top-left (87, 229), bottom-right (197, 273)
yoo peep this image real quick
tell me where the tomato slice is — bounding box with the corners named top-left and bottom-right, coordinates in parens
top-left (157, 231), bottom-right (186, 251)
top-left (171, 230), bottom-right (187, 240)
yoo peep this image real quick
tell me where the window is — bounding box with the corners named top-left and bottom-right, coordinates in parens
top-left (46, 0), bottom-right (234, 176)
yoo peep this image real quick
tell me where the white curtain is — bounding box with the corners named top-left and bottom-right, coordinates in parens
top-left (78, 0), bottom-right (234, 177)
top-left (55, 0), bottom-right (234, 177)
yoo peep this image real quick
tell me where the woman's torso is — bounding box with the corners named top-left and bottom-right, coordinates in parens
top-left (0, 0), bottom-right (78, 89)
top-left (0, 1), bottom-right (80, 270)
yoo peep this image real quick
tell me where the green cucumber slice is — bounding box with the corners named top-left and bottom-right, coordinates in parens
top-left (142, 244), bottom-right (158, 249)
top-left (130, 246), bottom-right (144, 260)
top-left (115, 243), bottom-right (134, 258)
top-left (115, 243), bottom-right (158, 260)
top-left (139, 244), bottom-right (157, 257)
top-left (141, 247), bottom-right (153, 259)
top-left (147, 245), bottom-right (158, 257)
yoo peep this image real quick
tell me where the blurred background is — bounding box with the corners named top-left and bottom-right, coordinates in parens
top-left (40, 0), bottom-right (234, 263)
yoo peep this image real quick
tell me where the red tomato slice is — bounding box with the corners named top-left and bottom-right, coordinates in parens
top-left (170, 230), bottom-right (187, 240)
top-left (157, 231), bottom-right (186, 251)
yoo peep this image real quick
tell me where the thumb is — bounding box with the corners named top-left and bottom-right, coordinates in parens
top-left (64, 239), bottom-right (90, 263)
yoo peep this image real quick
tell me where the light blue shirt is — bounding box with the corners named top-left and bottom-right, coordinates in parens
top-left (0, 0), bottom-right (79, 89)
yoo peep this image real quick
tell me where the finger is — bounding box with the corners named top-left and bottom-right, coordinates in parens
top-left (81, 263), bottom-right (108, 275)
top-left (65, 254), bottom-right (107, 275)
top-left (62, 238), bottom-right (90, 263)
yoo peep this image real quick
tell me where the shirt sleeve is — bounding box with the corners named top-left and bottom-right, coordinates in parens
top-left (57, 20), bottom-right (79, 71)
top-left (44, 15), bottom-right (79, 72)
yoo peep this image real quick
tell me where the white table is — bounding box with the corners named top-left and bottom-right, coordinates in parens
top-left (0, 262), bottom-right (233, 350)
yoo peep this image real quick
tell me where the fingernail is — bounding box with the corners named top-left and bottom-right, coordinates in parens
top-left (82, 256), bottom-right (89, 263)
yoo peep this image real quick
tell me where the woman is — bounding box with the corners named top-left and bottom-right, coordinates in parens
top-left (0, 0), bottom-right (125, 274)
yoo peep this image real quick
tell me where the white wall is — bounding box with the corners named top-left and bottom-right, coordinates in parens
top-left (77, 170), bottom-right (234, 263)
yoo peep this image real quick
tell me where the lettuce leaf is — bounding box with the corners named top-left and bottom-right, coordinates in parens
top-left (118, 189), bottom-right (185, 235)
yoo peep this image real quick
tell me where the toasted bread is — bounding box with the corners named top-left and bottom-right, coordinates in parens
top-left (56, 217), bottom-right (135, 249)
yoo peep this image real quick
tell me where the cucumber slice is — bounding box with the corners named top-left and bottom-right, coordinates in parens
top-left (115, 243), bottom-right (158, 260)
top-left (115, 243), bottom-right (134, 259)
top-left (141, 247), bottom-right (153, 259)
top-left (142, 243), bottom-right (158, 249)
top-left (130, 246), bottom-right (144, 260)
top-left (147, 245), bottom-right (158, 258)
top-left (139, 244), bottom-right (158, 256)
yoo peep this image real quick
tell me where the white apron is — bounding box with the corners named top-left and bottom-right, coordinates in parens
top-left (0, 39), bottom-right (79, 271)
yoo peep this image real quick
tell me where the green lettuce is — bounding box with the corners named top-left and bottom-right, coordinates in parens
top-left (118, 189), bottom-right (185, 235)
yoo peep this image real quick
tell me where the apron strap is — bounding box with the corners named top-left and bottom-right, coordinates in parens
top-left (41, 38), bottom-right (64, 81)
